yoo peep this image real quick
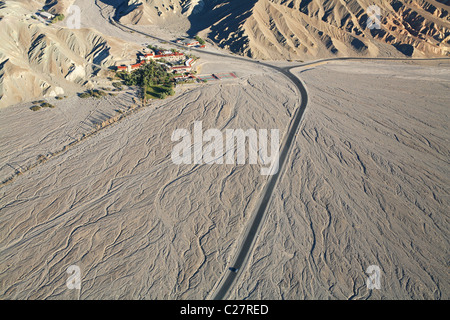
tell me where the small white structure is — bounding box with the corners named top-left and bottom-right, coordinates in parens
top-left (185, 58), bottom-right (194, 67)
top-left (39, 12), bottom-right (54, 20)
top-left (182, 39), bottom-right (200, 47)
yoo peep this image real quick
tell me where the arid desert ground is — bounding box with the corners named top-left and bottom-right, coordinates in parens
top-left (1, 58), bottom-right (448, 299)
top-left (0, 0), bottom-right (449, 300)
top-left (233, 60), bottom-right (450, 299)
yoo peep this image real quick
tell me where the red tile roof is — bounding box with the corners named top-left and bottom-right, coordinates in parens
top-left (131, 61), bottom-right (145, 69)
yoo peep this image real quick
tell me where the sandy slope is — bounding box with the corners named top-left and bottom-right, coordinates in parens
top-left (0, 0), bottom-right (141, 108)
top-left (0, 60), bottom-right (298, 299)
top-left (231, 61), bottom-right (450, 299)
top-left (44, 0), bottom-right (76, 14)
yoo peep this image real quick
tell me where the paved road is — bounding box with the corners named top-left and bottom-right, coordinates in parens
top-left (109, 18), bottom-right (311, 300)
top-left (210, 55), bottom-right (449, 299)
top-left (107, 14), bottom-right (449, 300)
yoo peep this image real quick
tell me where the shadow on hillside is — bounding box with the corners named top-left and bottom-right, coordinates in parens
top-left (185, 0), bottom-right (258, 39)
top-left (98, 0), bottom-right (259, 55)
top-left (98, 0), bottom-right (137, 20)
top-left (98, 0), bottom-right (126, 8)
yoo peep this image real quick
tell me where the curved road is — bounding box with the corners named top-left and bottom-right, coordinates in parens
top-left (109, 18), bottom-right (311, 301)
top-left (104, 10), bottom-right (450, 300)
top-left (210, 55), bottom-right (449, 300)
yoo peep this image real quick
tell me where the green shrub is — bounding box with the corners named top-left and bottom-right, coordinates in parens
top-left (79, 92), bottom-right (91, 98)
top-left (30, 105), bottom-right (42, 111)
top-left (51, 14), bottom-right (65, 23)
top-left (195, 35), bottom-right (206, 45)
top-left (92, 90), bottom-right (107, 98)
top-left (147, 44), bottom-right (159, 51)
top-left (112, 82), bottom-right (123, 89)
top-left (78, 89), bottom-right (107, 99)
top-left (41, 102), bottom-right (56, 108)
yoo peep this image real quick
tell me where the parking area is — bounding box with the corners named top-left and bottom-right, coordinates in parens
top-left (214, 72), bottom-right (238, 80)
top-left (197, 75), bottom-right (218, 81)
top-left (197, 73), bottom-right (238, 82)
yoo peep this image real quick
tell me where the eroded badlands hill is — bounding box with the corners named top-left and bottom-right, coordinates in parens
top-left (116, 0), bottom-right (450, 59)
top-left (0, 0), bottom-right (139, 108)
